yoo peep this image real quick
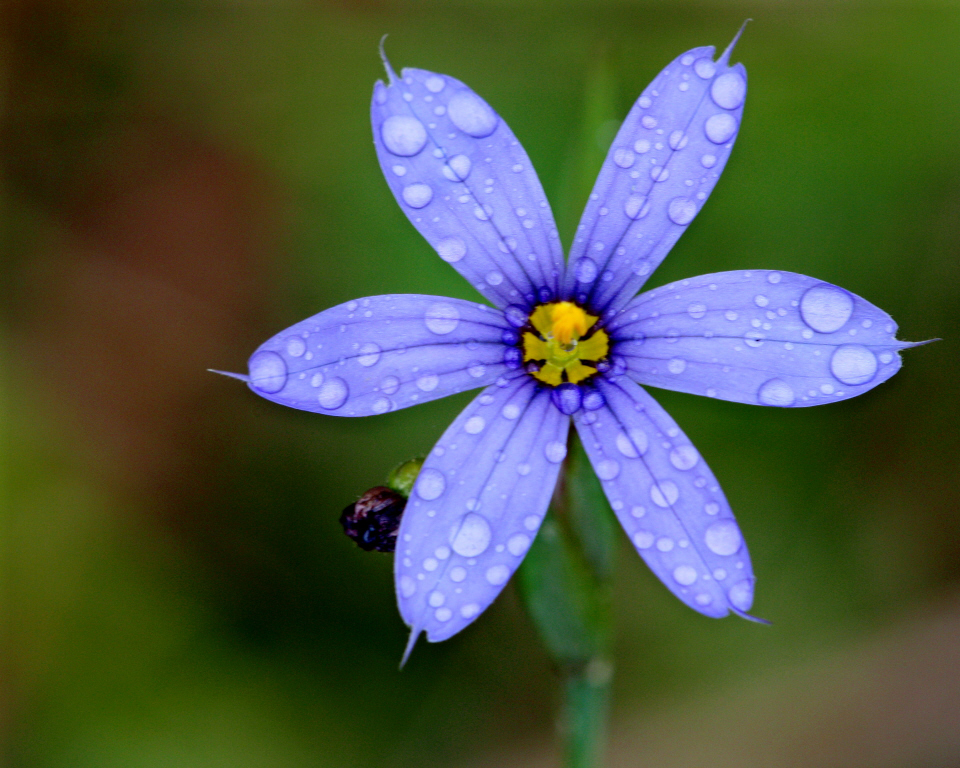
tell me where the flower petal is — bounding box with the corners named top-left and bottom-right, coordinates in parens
top-left (246, 295), bottom-right (520, 416)
top-left (574, 376), bottom-right (754, 618)
top-left (372, 66), bottom-right (565, 309)
top-left (395, 377), bottom-right (569, 651)
top-left (609, 271), bottom-right (916, 407)
top-left (562, 36), bottom-right (747, 316)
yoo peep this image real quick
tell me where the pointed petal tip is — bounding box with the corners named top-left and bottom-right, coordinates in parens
top-left (908, 337), bottom-right (940, 348)
top-left (717, 19), bottom-right (751, 66)
top-left (379, 34), bottom-right (399, 85)
top-left (208, 368), bottom-right (249, 383)
top-left (399, 625), bottom-right (422, 668)
top-left (732, 607), bottom-right (771, 625)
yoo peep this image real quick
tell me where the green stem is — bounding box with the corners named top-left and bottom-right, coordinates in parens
top-left (564, 658), bottom-right (613, 768)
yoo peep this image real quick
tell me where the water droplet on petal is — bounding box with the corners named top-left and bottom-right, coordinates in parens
top-left (460, 603), bottom-right (480, 618)
top-left (450, 566), bottom-right (466, 582)
top-left (634, 139), bottom-right (651, 153)
top-left (402, 183), bottom-right (433, 208)
top-left (800, 284), bottom-right (854, 333)
top-left (614, 147), bottom-right (635, 168)
top-left (711, 72), bottom-right (746, 109)
top-left (425, 302), bottom-right (460, 334)
top-left (830, 345), bottom-right (878, 385)
top-left (687, 302), bottom-right (707, 319)
top-left (667, 358), bottom-right (687, 375)
top-left (694, 58), bottom-right (716, 79)
top-left (442, 153), bottom-right (472, 181)
top-left (464, 415), bottom-right (485, 434)
top-left (673, 565), bottom-right (698, 586)
top-left (700, 154), bottom-right (717, 168)
top-left (450, 513), bottom-right (491, 556)
top-left (286, 337), bottom-right (306, 358)
top-left (379, 375), bottom-right (400, 395)
top-left (551, 383), bottom-right (582, 415)
top-left (435, 607), bottom-right (452, 621)
top-left (728, 579), bottom-right (754, 611)
top-left (667, 197), bottom-right (697, 225)
top-left (596, 459), bottom-right (620, 480)
top-left (416, 468), bottom-right (446, 500)
top-left (656, 536), bottom-right (675, 552)
top-left (428, 590), bottom-right (445, 607)
top-left (400, 576), bottom-right (416, 597)
top-left (486, 564), bottom-right (510, 585)
top-left (574, 257), bottom-right (598, 283)
top-left (669, 445), bottom-right (699, 470)
top-left (508, 533), bottom-right (530, 556)
top-left (249, 351), bottom-right (288, 394)
top-left (425, 75), bottom-right (445, 92)
top-left (616, 428), bottom-right (648, 458)
top-left (381, 115), bottom-right (428, 156)
top-left (624, 194), bottom-right (648, 219)
top-left (633, 531), bottom-right (654, 549)
top-left (544, 441), bottom-right (567, 463)
top-left (704, 113), bottom-right (738, 144)
top-left (758, 378), bottom-right (795, 406)
top-left (416, 374), bottom-right (439, 392)
top-left (357, 342), bottom-right (381, 367)
top-left (650, 480), bottom-right (680, 507)
top-left (317, 377), bottom-right (349, 409)
top-left (668, 130), bottom-right (688, 150)
top-left (447, 91), bottom-right (498, 137)
top-left (705, 519), bottom-right (742, 555)
top-left (437, 237), bottom-right (466, 263)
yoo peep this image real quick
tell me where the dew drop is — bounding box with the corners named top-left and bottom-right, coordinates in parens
top-left (285, 337), bottom-right (306, 358)
top-left (616, 428), bottom-right (648, 458)
top-left (310, 373), bottom-right (324, 388)
top-left (508, 533), bottom-right (531, 556)
top-left (468, 363), bottom-right (486, 378)
top-left (442, 154), bottom-right (472, 181)
top-left (596, 459), bottom-right (620, 480)
top-left (425, 302), bottom-right (460, 334)
top-left (624, 194), bottom-right (649, 220)
top-left (711, 72), bottom-right (746, 110)
top-left (705, 520), bottom-right (742, 555)
top-left (687, 302), bottom-right (707, 319)
top-left (416, 374), bottom-right (439, 392)
top-left (400, 576), bottom-right (416, 598)
top-left (656, 537), bottom-right (675, 552)
top-left (450, 513), bottom-right (491, 556)
top-left (450, 566), bottom-right (467, 582)
top-left (830, 344), bottom-right (878, 385)
top-left (728, 579), bottom-right (754, 611)
top-left (800, 284), bottom-right (854, 333)
top-left (486, 270), bottom-right (504, 286)
top-left (669, 444), bottom-right (699, 470)
top-left (357, 342), bottom-right (381, 367)
top-left (486, 564), bottom-right (510, 585)
top-left (667, 357), bottom-right (687, 374)
top-left (633, 531), bottom-right (654, 549)
top-left (758, 378), bottom-right (795, 407)
top-left (401, 183), bottom-right (433, 209)
top-left (416, 468), bottom-right (446, 500)
top-left (317, 377), bottom-right (348, 410)
top-left (544, 441), bottom-right (567, 463)
top-left (381, 115), bottom-right (427, 156)
top-left (464, 416), bottom-right (485, 434)
top-left (425, 75), bottom-right (445, 93)
top-left (460, 603), bottom-right (480, 618)
top-left (614, 147), bottom-right (635, 168)
top-left (668, 130), bottom-right (688, 150)
top-left (380, 375), bottom-right (400, 395)
top-left (436, 237), bottom-right (466, 263)
top-left (371, 396), bottom-right (392, 414)
top-left (248, 351), bottom-right (288, 394)
top-left (694, 58), bottom-right (716, 79)
top-left (634, 139), bottom-right (651, 153)
top-left (574, 257), bottom-right (598, 283)
top-left (704, 113), bottom-right (738, 144)
top-left (667, 197), bottom-right (697, 225)
top-left (650, 480), bottom-right (680, 507)
top-left (435, 607), bottom-right (452, 622)
top-left (429, 590), bottom-right (445, 607)
top-left (502, 403), bottom-right (521, 420)
top-left (447, 91), bottom-right (498, 137)
top-left (673, 565), bottom-right (698, 586)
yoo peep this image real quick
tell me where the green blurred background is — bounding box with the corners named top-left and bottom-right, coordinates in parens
top-left (3, 1), bottom-right (960, 766)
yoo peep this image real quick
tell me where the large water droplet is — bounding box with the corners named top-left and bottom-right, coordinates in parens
top-left (669, 445), bottom-right (699, 470)
top-left (711, 72), bottom-right (746, 110)
top-left (425, 302), bottom-right (460, 334)
top-left (416, 468), bottom-right (446, 500)
top-left (508, 533), bottom-right (530, 556)
top-left (436, 237), bottom-right (466, 263)
top-left (504, 305), bottom-right (528, 328)
top-left (574, 257), bottom-right (598, 283)
top-left (595, 459), bottom-right (620, 480)
top-left (758, 378), bottom-right (795, 406)
top-left (399, 575), bottom-right (415, 598)
top-left (704, 113), bottom-right (738, 144)
top-left (486, 564), bottom-right (510, 585)
top-left (286, 337), bottom-right (306, 358)
top-left (650, 480), bottom-right (680, 507)
top-left (616, 428), bottom-right (648, 458)
top-left (442, 154), bottom-right (472, 181)
top-left (425, 75), bottom-right (445, 93)
top-left (705, 520), bottom-right (742, 556)
top-left (830, 344), bottom-right (877, 385)
top-left (317, 377), bottom-right (349, 410)
top-left (380, 375), bottom-right (400, 395)
top-left (667, 197), bottom-right (698, 225)
top-left (688, 302), bottom-right (707, 319)
top-left (673, 565), bottom-right (698, 586)
top-left (668, 130), bottom-right (688, 150)
top-left (357, 342), bottom-right (381, 367)
top-left (371, 396), bottom-right (392, 414)
top-left (667, 357), bottom-right (687, 375)
top-left (544, 441), bottom-right (567, 463)
top-left (416, 374), bottom-right (439, 391)
top-left (624, 194), bottom-right (648, 220)
top-left (551, 383), bottom-right (582, 415)
top-left (800, 284), bottom-right (854, 333)
top-left (728, 579), bottom-right (754, 611)
top-left (449, 512), bottom-right (491, 556)
top-left (447, 91), bottom-right (498, 137)
top-left (694, 58), bottom-right (716, 79)
top-left (464, 415), bottom-right (485, 434)
top-left (633, 531), bottom-right (654, 549)
top-left (613, 147), bottom-right (635, 168)
top-left (402, 183), bottom-right (433, 208)
top-left (381, 115), bottom-right (428, 156)
top-left (249, 351), bottom-right (288, 394)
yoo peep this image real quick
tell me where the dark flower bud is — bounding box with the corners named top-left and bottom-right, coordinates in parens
top-left (340, 486), bottom-right (406, 552)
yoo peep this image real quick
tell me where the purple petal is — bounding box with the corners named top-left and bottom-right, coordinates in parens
top-left (609, 271), bottom-right (916, 407)
top-left (372, 66), bottom-right (565, 309)
top-left (247, 295), bottom-right (520, 416)
top-left (395, 377), bottom-right (570, 651)
top-left (574, 376), bottom-right (754, 617)
top-left (562, 34), bottom-right (747, 317)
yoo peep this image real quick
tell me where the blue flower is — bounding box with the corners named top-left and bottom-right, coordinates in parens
top-left (240, 31), bottom-right (916, 657)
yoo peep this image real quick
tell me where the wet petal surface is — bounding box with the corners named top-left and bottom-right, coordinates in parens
top-left (373, 68), bottom-right (565, 310)
top-left (396, 377), bottom-right (569, 644)
top-left (561, 41), bottom-right (746, 317)
top-left (574, 376), bottom-right (754, 617)
top-left (609, 271), bottom-right (915, 407)
top-left (247, 295), bottom-right (517, 416)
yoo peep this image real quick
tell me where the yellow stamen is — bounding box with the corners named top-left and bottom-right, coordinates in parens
top-left (521, 302), bottom-right (609, 386)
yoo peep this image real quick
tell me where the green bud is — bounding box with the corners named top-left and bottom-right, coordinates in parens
top-left (386, 456), bottom-right (424, 498)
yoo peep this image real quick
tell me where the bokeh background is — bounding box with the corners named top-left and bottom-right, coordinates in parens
top-left (3, 2), bottom-right (960, 766)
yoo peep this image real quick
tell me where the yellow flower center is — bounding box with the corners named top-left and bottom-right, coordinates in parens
top-left (521, 301), bottom-right (610, 386)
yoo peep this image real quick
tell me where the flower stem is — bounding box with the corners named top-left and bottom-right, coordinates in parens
top-left (517, 431), bottom-right (617, 768)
